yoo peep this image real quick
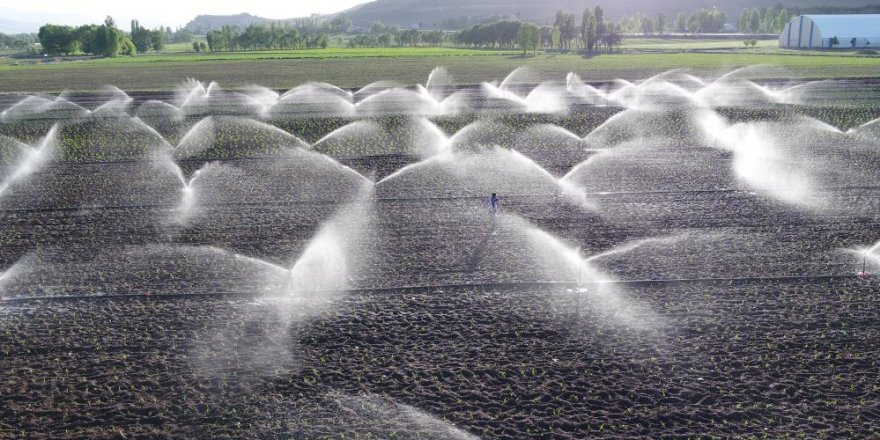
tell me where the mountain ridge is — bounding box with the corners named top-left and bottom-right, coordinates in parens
top-left (0, 18), bottom-right (42, 34)
top-left (337, 0), bottom-right (879, 28)
top-left (183, 0), bottom-right (878, 32)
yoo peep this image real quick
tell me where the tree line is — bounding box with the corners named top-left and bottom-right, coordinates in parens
top-left (448, 3), bottom-right (811, 54)
top-left (38, 17), bottom-right (138, 57)
top-left (205, 24), bottom-right (330, 51)
top-left (738, 6), bottom-right (794, 34)
top-left (616, 9), bottom-right (726, 34)
top-left (0, 33), bottom-right (37, 52)
top-left (452, 4), bottom-right (828, 43)
top-left (347, 27), bottom-right (446, 48)
top-left (35, 17), bottom-right (200, 57)
top-left (196, 14), bottom-right (356, 51)
top-left (35, 15), bottom-right (342, 56)
top-left (615, 6), bottom-right (798, 35)
top-left (453, 7), bottom-right (621, 54)
top-left (186, 14), bottom-right (353, 35)
top-left (129, 20), bottom-right (166, 53)
top-left (26, 5), bottom-right (831, 58)
top-left (803, 5), bottom-right (880, 14)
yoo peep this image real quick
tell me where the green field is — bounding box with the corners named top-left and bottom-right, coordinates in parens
top-left (2, 47), bottom-right (520, 65)
top-left (162, 42), bottom-right (198, 53)
top-left (619, 38), bottom-right (880, 57)
top-left (622, 38), bottom-right (780, 51)
top-left (0, 49), bottom-right (878, 93)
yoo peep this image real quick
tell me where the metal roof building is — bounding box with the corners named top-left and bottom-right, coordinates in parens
top-left (780, 15), bottom-right (880, 49)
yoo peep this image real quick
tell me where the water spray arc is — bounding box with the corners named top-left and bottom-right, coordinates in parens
top-left (856, 241), bottom-right (880, 278)
top-left (0, 125), bottom-right (59, 199)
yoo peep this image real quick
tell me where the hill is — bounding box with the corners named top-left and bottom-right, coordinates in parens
top-left (338, 0), bottom-right (878, 28)
top-left (180, 0), bottom-right (879, 33)
top-left (0, 18), bottom-right (40, 34)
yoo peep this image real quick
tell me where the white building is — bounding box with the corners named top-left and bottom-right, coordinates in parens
top-left (779, 14), bottom-right (880, 49)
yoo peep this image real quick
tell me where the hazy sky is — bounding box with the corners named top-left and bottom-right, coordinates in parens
top-left (1, 0), bottom-right (371, 29)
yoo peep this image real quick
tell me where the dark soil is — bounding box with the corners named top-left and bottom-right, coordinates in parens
top-left (1, 279), bottom-right (878, 438)
top-left (1, 92), bottom-right (880, 438)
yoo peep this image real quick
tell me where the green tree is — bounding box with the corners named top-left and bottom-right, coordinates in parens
top-left (687, 8), bottom-right (726, 33)
top-left (641, 17), bottom-right (655, 34)
top-left (601, 22), bottom-right (621, 52)
top-left (551, 25), bottom-right (561, 51)
top-left (749, 9), bottom-right (761, 34)
top-left (327, 15), bottom-right (353, 34)
top-left (687, 11), bottom-right (703, 33)
top-left (221, 25), bottom-right (239, 51)
top-left (377, 32), bottom-right (392, 47)
top-left (657, 12), bottom-right (667, 34)
top-left (75, 24), bottom-right (99, 54)
top-left (711, 10), bottom-right (727, 31)
top-left (554, 10), bottom-right (577, 51)
top-left (94, 16), bottom-right (122, 57)
top-left (119, 37), bottom-right (136, 55)
top-left (775, 9), bottom-right (791, 33)
top-left (760, 7), bottom-right (776, 33)
top-left (38, 24), bottom-right (77, 55)
top-left (171, 28), bottom-right (194, 43)
top-left (206, 32), bottom-right (216, 51)
top-left (422, 30), bottom-right (445, 46)
top-left (580, 9), bottom-right (597, 53)
top-left (594, 6), bottom-right (605, 36)
top-left (739, 8), bottom-right (750, 32)
top-left (675, 11), bottom-right (688, 32)
top-left (370, 21), bottom-right (398, 36)
top-left (516, 22), bottom-right (540, 56)
top-left (130, 20), bottom-right (153, 52)
top-left (150, 29), bottom-right (165, 51)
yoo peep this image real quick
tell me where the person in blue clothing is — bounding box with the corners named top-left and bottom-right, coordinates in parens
top-left (488, 192), bottom-right (500, 219)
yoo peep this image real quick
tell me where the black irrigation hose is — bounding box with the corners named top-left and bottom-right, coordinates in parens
top-left (583, 186), bottom-right (880, 196)
top-left (0, 274), bottom-right (866, 304)
top-left (0, 200), bottom-right (343, 214)
top-left (3, 185), bottom-right (880, 214)
top-left (36, 156), bottom-right (311, 167)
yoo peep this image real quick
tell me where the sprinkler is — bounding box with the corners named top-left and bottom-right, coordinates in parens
top-left (858, 250), bottom-right (870, 278)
